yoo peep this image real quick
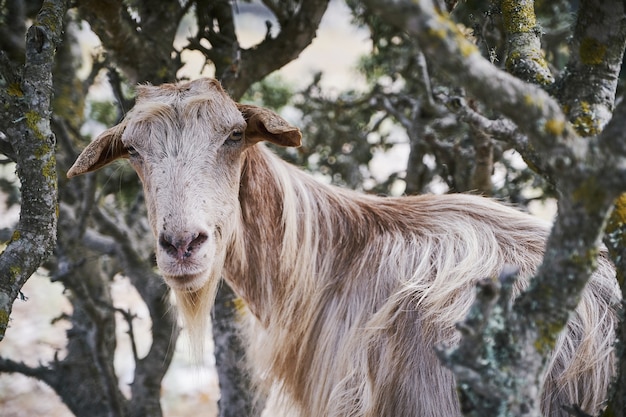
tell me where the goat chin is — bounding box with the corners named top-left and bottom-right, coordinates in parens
top-left (164, 271), bottom-right (210, 292)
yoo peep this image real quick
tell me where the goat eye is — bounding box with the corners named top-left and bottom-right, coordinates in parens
top-left (227, 130), bottom-right (244, 142)
top-left (125, 146), bottom-right (139, 158)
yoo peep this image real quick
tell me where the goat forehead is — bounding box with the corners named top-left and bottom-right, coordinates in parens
top-left (133, 86), bottom-right (241, 125)
top-left (134, 78), bottom-right (222, 104)
top-left (123, 90), bottom-right (244, 151)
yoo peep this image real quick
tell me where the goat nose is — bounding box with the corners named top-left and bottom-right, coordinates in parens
top-left (159, 232), bottom-right (208, 261)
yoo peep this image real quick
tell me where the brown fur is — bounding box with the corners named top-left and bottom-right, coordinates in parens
top-left (68, 78), bottom-right (620, 417)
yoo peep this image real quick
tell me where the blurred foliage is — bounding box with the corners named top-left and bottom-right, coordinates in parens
top-left (1, 0), bottom-right (576, 223)
top-left (242, 73), bottom-right (293, 110)
top-left (291, 74), bottom-right (385, 190)
top-left (247, 0), bottom-right (567, 206)
top-left (89, 100), bottom-right (120, 128)
top-left (1, 1), bottom-right (623, 415)
top-left (255, 0), bottom-right (616, 205)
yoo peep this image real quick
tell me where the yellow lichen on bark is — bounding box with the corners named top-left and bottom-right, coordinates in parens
top-left (9, 266), bottom-right (21, 284)
top-left (544, 118), bottom-right (565, 136)
top-left (10, 230), bottom-right (20, 242)
top-left (606, 194), bottom-right (626, 288)
top-left (25, 111), bottom-right (46, 140)
top-left (608, 194), bottom-right (626, 230)
top-left (580, 37), bottom-right (607, 65)
top-left (501, 0), bottom-right (554, 86)
top-left (572, 176), bottom-right (607, 214)
top-left (569, 101), bottom-right (603, 137)
top-left (501, 0), bottom-right (536, 33)
top-left (0, 310), bottom-right (8, 334)
top-left (534, 320), bottom-right (559, 354)
top-left (7, 83), bottom-right (23, 97)
top-left (459, 37), bottom-right (478, 57)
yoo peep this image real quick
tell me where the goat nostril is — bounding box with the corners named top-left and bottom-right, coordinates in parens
top-left (159, 234), bottom-right (178, 258)
top-left (189, 233), bottom-right (208, 250)
top-left (159, 232), bottom-right (208, 260)
top-left (184, 233), bottom-right (207, 258)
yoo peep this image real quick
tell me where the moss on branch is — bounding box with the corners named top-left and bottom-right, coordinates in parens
top-left (0, 0), bottom-right (67, 341)
top-left (556, 0), bottom-right (626, 136)
top-left (501, 0), bottom-right (554, 86)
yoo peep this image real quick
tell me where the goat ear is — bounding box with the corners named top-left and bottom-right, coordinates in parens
top-left (67, 125), bottom-right (128, 178)
top-left (237, 103), bottom-right (302, 147)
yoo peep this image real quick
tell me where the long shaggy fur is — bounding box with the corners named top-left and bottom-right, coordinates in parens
top-left (68, 79), bottom-right (620, 417)
top-left (223, 145), bottom-right (619, 417)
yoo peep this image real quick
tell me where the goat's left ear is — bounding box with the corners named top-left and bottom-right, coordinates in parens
top-left (237, 103), bottom-right (302, 147)
top-left (67, 124), bottom-right (128, 178)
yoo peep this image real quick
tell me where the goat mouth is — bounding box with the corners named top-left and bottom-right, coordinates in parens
top-left (164, 271), bottom-right (209, 291)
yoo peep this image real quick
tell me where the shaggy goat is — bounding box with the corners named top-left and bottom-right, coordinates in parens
top-left (68, 78), bottom-right (619, 417)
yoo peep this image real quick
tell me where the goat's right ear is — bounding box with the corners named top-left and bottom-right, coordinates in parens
top-left (67, 125), bottom-right (128, 178)
top-left (237, 103), bottom-right (302, 147)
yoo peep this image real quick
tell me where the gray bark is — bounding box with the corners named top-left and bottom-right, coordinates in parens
top-left (555, 0), bottom-right (626, 137)
top-left (212, 283), bottom-right (264, 417)
top-left (0, 0), bottom-right (66, 342)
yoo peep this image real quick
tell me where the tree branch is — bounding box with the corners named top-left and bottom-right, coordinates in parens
top-left (0, 0), bottom-right (27, 62)
top-left (212, 282), bottom-right (262, 417)
top-left (0, 0), bottom-right (67, 341)
top-left (361, 0), bottom-right (626, 192)
top-left (603, 192), bottom-right (626, 417)
top-left (0, 135), bottom-right (16, 162)
top-left (555, 0), bottom-right (626, 137)
top-left (88, 201), bottom-right (179, 416)
top-left (501, 0), bottom-right (554, 86)
top-left (449, 96), bottom-right (551, 185)
top-left (194, 0), bottom-right (240, 85)
top-left (228, 0), bottom-right (331, 99)
top-left (597, 100), bottom-right (626, 417)
top-left (115, 307), bottom-right (140, 363)
top-left (0, 356), bottom-right (54, 380)
top-left (77, 0), bottom-right (182, 84)
top-left (469, 121), bottom-right (494, 194)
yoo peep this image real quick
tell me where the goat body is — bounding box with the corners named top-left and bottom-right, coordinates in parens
top-left (68, 78), bottom-right (619, 417)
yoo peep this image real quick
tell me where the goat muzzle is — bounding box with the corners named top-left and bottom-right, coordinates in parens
top-left (159, 231), bottom-right (209, 262)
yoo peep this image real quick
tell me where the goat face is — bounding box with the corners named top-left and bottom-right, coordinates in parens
top-left (67, 78), bottom-right (301, 293)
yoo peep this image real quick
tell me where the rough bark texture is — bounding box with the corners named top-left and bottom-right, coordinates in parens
top-left (193, 0), bottom-right (331, 99)
top-left (212, 283), bottom-right (263, 417)
top-left (555, 0), bottom-right (626, 137)
top-left (0, 0), bottom-right (66, 342)
top-left (361, 0), bottom-right (626, 416)
top-left (501, 0), bottom-right (554, 86)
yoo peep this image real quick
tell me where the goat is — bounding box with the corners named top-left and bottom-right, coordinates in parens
top-left (67, 78), bottom-right (619, 417)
